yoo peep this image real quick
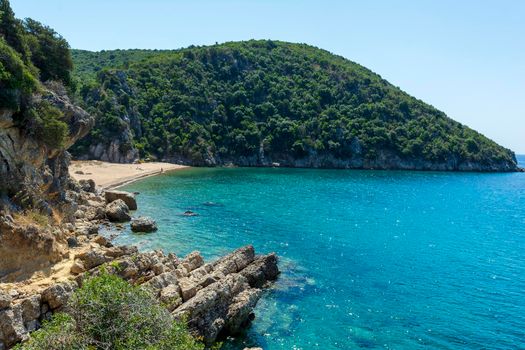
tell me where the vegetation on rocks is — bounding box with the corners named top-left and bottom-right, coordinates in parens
top-left (71, 41), bottom-right (517, 170)
top-left (0, 0), bottom-right (71, 145)
top-left (15, 272), bottom-right (206, 350)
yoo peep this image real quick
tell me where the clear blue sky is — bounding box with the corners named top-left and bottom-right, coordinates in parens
top-left (12, 0), bottom-right (525, 153)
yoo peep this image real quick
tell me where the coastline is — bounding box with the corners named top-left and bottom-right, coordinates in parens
top-left (70, 160), bottom-right (190, 190)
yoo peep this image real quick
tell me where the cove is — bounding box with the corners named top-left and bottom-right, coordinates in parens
top-left (110, 167), bottom-right (525, 349)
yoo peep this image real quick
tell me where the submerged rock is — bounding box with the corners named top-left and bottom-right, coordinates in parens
top-left (104, 190), bottom-right (137, 210)
top-left (183, 210), bottom-right (198, 217)
top-left (130, 217), bottom-right (158, 233)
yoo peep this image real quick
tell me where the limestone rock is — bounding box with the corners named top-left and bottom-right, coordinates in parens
top-left (160, 285), bottom-right (183, 311)
top-left (20, 295), bottom-right (41, 324)
top-left (0, 291), bottom-right (12, 309)
top-left (41, 281), bottom-right (77, 310)
top-left (130, 217), bottom-right (158, 233)
top-left (0, 304), bottom-right (25, 347)
top-left (240, 253), bottom-right (279, 288)
top-left (70, 260), bottom-right (86, 275)
top-left (104, 190), bottom-right (137, 210)
top-left (78, 179), bottom-right (96, 193)
top-left (76, 249), bottom-right (109, 270)
top-left (106, 199), bottom-right (131, 222)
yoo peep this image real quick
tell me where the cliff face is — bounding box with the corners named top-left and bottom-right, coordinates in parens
top-left (164, 145), bottom-right (518, 172)
top-left (0, 87), bottom-right (94, 211)
top-left (0, 86), bottom-right (94, 279)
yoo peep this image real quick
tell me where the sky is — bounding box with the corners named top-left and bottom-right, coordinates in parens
top-left (11, 0), bottom-right (525, 153)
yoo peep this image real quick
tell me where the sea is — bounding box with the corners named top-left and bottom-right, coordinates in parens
top-left (110, 155), bottom-right (525, 349)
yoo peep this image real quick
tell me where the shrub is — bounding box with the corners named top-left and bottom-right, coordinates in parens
top-left (31, 100), bottom-right (69, 149)
top-left (17, 272), bottom-right (206, 350)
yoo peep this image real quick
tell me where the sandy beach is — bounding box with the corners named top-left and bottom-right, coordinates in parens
top-left (70, 160), bottom-right (189, 189)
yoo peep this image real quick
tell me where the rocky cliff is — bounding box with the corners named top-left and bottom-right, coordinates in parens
top-left (0, 84), bottom-right (94, 279)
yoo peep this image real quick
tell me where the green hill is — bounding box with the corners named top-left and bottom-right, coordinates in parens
top-left (71, 41), bottom-right (518, 171)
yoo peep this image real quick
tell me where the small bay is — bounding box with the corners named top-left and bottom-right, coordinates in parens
top-left (112, 164), bottom-right (525, 349)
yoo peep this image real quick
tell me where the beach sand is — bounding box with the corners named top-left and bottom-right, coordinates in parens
top-left (70, 160), bottom-right (189, 189)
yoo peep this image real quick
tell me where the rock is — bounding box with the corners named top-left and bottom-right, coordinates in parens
top-left (106, 199), bottom-right (131, 222)
top-left (84, 205), bottom-right (106, 220)
top-left (130, 217), bottom-right (158, 233)
top-left (240, 253), bottom-right (279, 288)
top-left (173, 274), bottom-right (250, 344)
top-left (67, 236), bottom-right (79, 248)
top-left (76, 249), bottom-right (109, 270)
top-left (0, 304), bottom-right (25, 347)
top-left (181, 251), bottom-right (204, 273)
top-left (178, 278), bottom-right (199, 302)
top-left (70, 260), bottom-right (86, 275)
top-left (183, 210), bottom-right (198, 216)
top-left (160, 285), bottom-right (183, 311)
top-left (244, 348), bottom-right (263, 350)
top-left (41, 281), bottom-right (77, 310)
top-left (79, 179), bottom-right (96, 193)
top-left (104, 190), bottom-right (137, 210)
top-left (20, 295), bottom-right (41, 323)
top-left (0, 291), bottom-right (12, 309)
top-left (225, 288), bottom-right (261, 334)
top-left (74, 170), bottom-right (84, 175)
top-left (92, 235), bottom-right (111, 247)
top-left (142, 272), bottom-right (179, 293)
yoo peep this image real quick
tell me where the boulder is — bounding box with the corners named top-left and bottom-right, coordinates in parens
top-left (20, 295), bottom-right (41, 324)
top-left (106, 199), bottom-right (131, 222)
top-left (76, 249), bottom-right (109, 270)
top-left (104, 190), bottom-right (137, 210)
top-left (240, 253), bottom-right (279, 288)
top-left (130, 217), bottom-right (158, 233)
top-left (79, 179), bottom-right (96, 193)
top-left (0, 290), bottom-right (12, 309)
top-left (0, 304), bottom-right (25, 347)
top-left (41, 281), bottom-right (77, 310)
top-left (70, 260), bottom-right (86, 275)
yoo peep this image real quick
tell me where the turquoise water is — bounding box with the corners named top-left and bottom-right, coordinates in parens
top-left (113, 162), bottom-right (525, 349)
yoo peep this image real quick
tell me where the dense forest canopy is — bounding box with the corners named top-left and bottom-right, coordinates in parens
top-left (0, 0), bottom-right (73, 148)
top-left (71, 41), bottom-right (517, 170)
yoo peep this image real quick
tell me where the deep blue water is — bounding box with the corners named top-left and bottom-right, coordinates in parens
top-left (112, 163), bottom-right (525, 350)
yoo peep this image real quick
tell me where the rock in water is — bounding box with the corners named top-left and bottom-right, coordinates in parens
top-left (130, 217), bottom-right (158, 233)
top-left (106, 199), bottom-right (131, 222)
top-left (104, 190), bottom-right (137, 210)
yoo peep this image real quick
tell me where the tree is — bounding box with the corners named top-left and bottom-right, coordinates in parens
top-left (24, 18), bottom-right (73, 86)
top-left (0, 0), bottom-right (29, 60)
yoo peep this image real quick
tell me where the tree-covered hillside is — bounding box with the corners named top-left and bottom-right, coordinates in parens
top-left (71, 41), bottom-right (518, 171)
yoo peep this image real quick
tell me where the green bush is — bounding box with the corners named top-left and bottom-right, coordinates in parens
top-left (17, 272), bottom-right (206, 350)
top-left (32, 100), bottom-right (69, 149)
top-left (0, 38), bottom-right (37, 109)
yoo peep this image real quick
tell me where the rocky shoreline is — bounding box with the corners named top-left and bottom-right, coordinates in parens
top-left (0, 181), bottom-right (279, 349)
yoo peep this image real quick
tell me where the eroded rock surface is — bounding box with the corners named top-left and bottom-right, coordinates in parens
top-left (105, 190), bottom-right (137, 210)
top-left (0, 244), bottom-right (278, 349)
top-left (131, 216), bottom-right (158, 232)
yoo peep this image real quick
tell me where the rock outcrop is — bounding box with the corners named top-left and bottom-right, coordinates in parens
top-left (0, 84), bottom-right (94, 280)
top-left (0, 244), bottom-right (279, 349)
top-left (105, 199), bottom-right (131, 222)
top-left (104, 190), bottom-right (137, 210)
top-left (131, 216), bottom-right (158, 232)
